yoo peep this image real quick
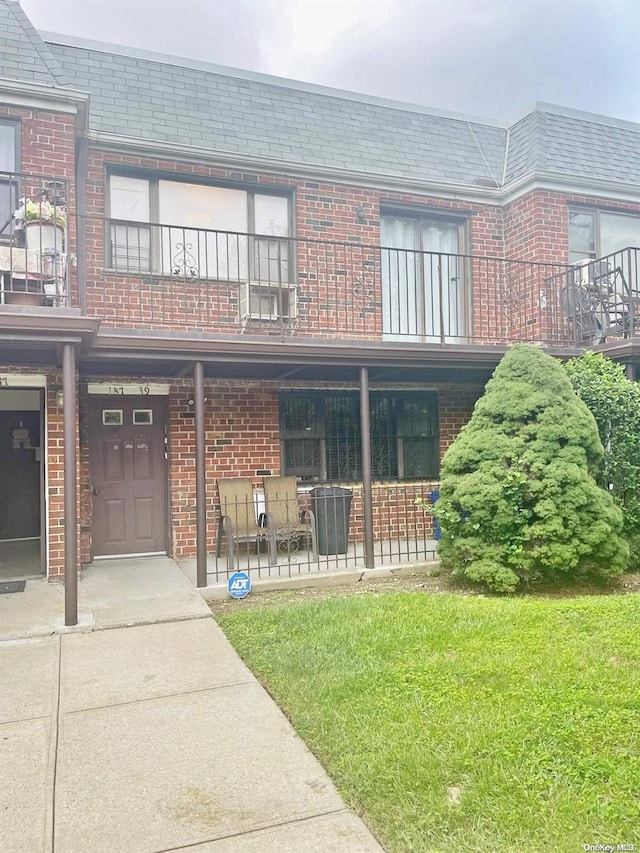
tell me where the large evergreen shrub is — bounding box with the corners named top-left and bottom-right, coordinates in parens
top-left (436, 345), bottom-right (628, 592)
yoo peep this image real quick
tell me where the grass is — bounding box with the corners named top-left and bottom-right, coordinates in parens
top-left (218, 592), bottom-right (640, 852)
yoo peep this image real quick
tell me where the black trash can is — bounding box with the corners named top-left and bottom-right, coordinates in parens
top-left (311, 487), bottom-right (353, 555)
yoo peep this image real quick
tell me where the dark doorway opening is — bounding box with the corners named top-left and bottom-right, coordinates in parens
top-left (0, 390), bottom-right (44, 578)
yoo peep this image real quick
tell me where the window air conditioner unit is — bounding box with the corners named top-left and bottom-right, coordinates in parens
top-left (571, 258), bottom-right (611, 288)
top-left (571, 259), bottom-right (593, 287)
top-left (239, 281), bottom-right (297, 322)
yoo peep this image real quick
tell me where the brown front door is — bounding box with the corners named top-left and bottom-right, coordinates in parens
top-left (89, 397), bottom-right (167, 557)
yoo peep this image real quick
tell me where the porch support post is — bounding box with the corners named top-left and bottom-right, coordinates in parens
top-left (359, 367), bottom-right (375, 569)
top-left (626, 363), bottom-right (637, 382)
top-left (194, 361), bottom-right (207, 588)
top-left (62, 343), bottom-right (78, 627)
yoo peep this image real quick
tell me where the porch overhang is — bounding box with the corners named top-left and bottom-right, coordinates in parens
top-left (80, 328), bottom-right (582, 384)
top-left (0, 309), bottom-right (100, 366)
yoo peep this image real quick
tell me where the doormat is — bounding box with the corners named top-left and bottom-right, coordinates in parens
top-left (0, 580), bottom-right (26, 594)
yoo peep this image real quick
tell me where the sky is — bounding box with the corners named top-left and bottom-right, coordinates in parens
top-left (20, 0), bottom-right (640, 123)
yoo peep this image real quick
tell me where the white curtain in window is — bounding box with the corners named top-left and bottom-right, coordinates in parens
top-left (421, 219), bottom-right (465, 343)
top-left (599, 213), bottom-right (640, 300)
top-left (0, 123), bottom-right (16, 235)
top-left (109, 176), bottom-right (151, 272)
top-left (382, 216), bottom-right (466, 342)
top-left (381, 216), bottom-right (419, 340)
top-left (600, 213), bottom-right (640, 257)
top-left (158, 182), bottom-right (248, 280)
top-left (254, 194), bottom-right (290, 283)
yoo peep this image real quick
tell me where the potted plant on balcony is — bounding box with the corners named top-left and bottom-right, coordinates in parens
top-left (13, 194), bottom-right (66, 253)
top-left (5, 193), bottom-right (67, 306)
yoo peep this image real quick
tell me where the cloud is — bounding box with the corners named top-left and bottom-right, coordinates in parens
top-left (22, 0), bottom-right (274, 68)
top-left (20, 0), bottom-right (640, 122)
top-left (290, 0), bottom-right (640, 121)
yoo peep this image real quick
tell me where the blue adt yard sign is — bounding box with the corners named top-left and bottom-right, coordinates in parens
top-left (228, 571), bottom-right (251, 599)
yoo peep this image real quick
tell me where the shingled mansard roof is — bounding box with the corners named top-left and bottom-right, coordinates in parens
top-left (1, 0), bottom-right (639, 192)
top-left (0, 0), bottom-right (68, 87)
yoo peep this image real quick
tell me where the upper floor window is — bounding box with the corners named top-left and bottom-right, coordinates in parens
top-left (380, 211), bottom-right (469, 343)
top-left (0, 121), bottom-right (18, 236)
top-left (280, 390), bottom-right (439, 482)
top-left (569, 208), bottom-right (640, 263)
top-left (108, 174), bottom-right (291, 283)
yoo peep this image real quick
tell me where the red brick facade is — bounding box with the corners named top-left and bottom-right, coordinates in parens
top-left (2, 101), bottom-right (639, 577)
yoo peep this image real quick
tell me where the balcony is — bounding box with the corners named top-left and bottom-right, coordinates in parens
top-left (84, 217), bottom-right (579, 347)
top-left (3, 182), bottom-right (639, 352)
top-left (0, 172), bottom-right (71, 309)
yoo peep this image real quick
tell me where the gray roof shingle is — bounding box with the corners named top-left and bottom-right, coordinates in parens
top-left (0, 1), bottom-right (68, 86)
top-left (504, 106), bottom-right (640, 187)
top-left (46, 40), bottom-right (508, 187)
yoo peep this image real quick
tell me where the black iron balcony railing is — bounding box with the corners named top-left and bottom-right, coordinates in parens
top-left (550, 247), bottom-right (640, 346)
top-left (0, 171), bottom-right (71, 308)
top-left (86, 216), bottom-right (577, 345)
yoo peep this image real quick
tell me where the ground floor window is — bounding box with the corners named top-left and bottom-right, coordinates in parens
top-left (279, 391), bottom-right (439, 481)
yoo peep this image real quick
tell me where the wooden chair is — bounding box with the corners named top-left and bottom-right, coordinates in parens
top-left (263, 475), bottom-right (317, 558)
top-left (216, 477), bottom-right (276, 571)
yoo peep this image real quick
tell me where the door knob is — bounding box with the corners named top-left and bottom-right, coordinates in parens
top-left (93, 488), bottom-right (100, 495)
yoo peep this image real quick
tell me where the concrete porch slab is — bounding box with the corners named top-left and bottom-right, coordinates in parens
top-left (0, 556), bottom-right (212, 641)
top-left (80, 555), bottom-right (212, 629)
top-left (0, 577), bottom-right (79, 641)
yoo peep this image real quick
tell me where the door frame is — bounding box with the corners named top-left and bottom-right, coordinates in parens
top-left (88, 394), bottom-right (170, 560)
top-left (0, 383), bottom-right (46, 575)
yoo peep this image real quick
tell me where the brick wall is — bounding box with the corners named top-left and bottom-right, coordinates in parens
top-left (503, 190), bottom-right (640, 342)
top-left (0, 106), bottom-right (76, 180)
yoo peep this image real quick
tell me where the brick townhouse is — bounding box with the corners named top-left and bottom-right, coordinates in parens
top-left (1, 0), bottom-right (639, 621)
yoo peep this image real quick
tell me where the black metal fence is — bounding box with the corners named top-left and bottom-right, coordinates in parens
top-left (207, 482), bottom-right (439, 584)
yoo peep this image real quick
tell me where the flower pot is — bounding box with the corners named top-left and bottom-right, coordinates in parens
top-left (24, 220), bottom-right (65, 254)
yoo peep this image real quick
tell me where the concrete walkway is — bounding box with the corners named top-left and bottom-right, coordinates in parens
top-left (0, 559), bottom-right (384, 852)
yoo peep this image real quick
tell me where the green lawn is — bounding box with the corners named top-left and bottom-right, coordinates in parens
top-left (218, 592), bottom-right (640, 853)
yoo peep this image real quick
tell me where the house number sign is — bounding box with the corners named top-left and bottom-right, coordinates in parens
top-left (0, 373), bottom-right (47, 388)
top-left (87, 383), bottom-right (170, 396)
